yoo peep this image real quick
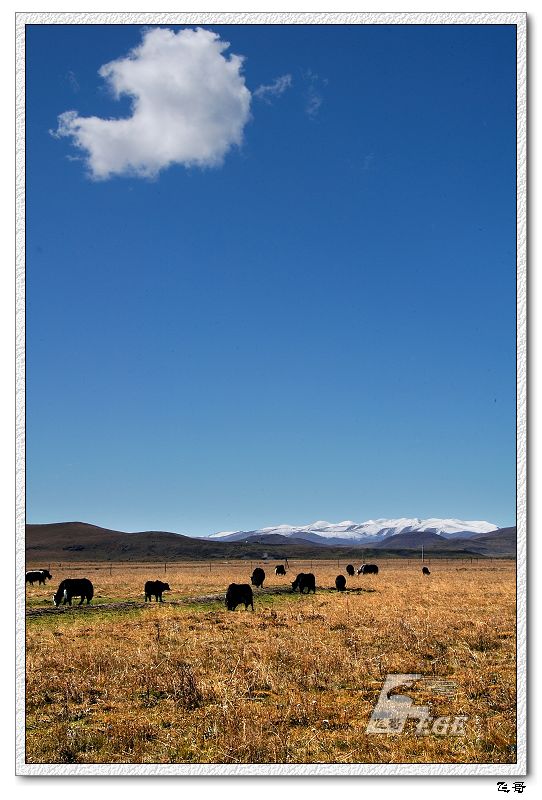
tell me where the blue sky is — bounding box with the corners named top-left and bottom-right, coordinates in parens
top-left (26, 23), bottom-right (517, 535)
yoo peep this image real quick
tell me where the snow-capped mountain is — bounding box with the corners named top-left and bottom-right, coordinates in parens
top-left (207, 518), bottom-right (499, 546)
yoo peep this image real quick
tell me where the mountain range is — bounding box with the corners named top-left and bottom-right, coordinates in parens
top-left (25, 519), bottom-right (516, 562)
top-left (206, 517), bottom-right (499, 546)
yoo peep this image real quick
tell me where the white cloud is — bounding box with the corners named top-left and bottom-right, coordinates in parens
top-left (54, 27), bottom-right (252, 180)
top-left (254, 74), bottom-right (292, 103)
top-left (306, 88), bottom-right (322, 118)
top-left (303, 69), bottom-right (325, 118)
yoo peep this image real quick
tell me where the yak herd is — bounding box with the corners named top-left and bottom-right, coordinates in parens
top-left (25, 561), bottom-right (431, 611)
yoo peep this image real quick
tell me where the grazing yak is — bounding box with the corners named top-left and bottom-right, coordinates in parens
top-left (53, 578), bottom-right (93, 607)
top-left (26, 569), bottom-right (52, 586)
top-left (225, 583), bottom-right (254, 611)
top-left (358, 563), bottom-right (379, 575)
top-left (335, 575), bottom-right (347, 592)
top-left (275, 565), bottom-right (286, 576)
top-left (144, 580), bottom-right (170, 602)
top-left (251, 567), bottom-right (266, 588)
top-left (291, 572), bottom-right (316, 594)
top-left (422, 566), bottom-right (431, 575)
top-left (345, 564), bottom-right (355, 577)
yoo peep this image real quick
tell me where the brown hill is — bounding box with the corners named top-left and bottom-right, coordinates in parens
top-left (25, 521), bottom-right (331, 562)
top-left (25, 522), bottom-right (516, 563)
top-left (373, 530), bottom-right (444, 550)
top-left (26, 521), bottom-right (248, 561)
top-left (373, 526), bottom-right (516, 557)
top-left (463, 526), bottom-right (517, 556)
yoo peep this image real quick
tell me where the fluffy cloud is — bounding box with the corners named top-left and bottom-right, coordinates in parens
top-left (54, 27), bottom-right (251, 180)
top-left (254, 74), bottom-right (292, 103)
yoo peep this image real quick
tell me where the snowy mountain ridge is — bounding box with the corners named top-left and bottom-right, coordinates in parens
top-left (207, 518), bottom-right (499, 544)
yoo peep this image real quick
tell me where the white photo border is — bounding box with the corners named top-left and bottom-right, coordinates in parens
top-left (15, 10), bottom-right (527, 777)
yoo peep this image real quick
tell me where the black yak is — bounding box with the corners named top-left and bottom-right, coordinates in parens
top-left (291, 573), bottom-right (316, 594)
top-left (53, 578), bottom-right (93, 606)
top-left (275, 565), bottom-right (286, 576)
top-left (335, 575), bottom-right (347, 592)
top-left (225, 583), bottom-right (254, 611)
top-left (357, 563), bottom-right (379, 575)
top-left (26, 569), bottom-right (52, 586)
top-left (422, 566), bottom-right (431, 575)
top-left (251, 567), bottom-right (265, 588)
top-left (345, 564), bottom-right (355, 577)
top-left (144, 580), bottom-right (170, 602)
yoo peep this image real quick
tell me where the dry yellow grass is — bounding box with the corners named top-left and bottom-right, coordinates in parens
top-left (25, 559), bottom-right (516, 765)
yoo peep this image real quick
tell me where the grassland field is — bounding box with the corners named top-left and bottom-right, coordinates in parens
top-left (25, 558), bottom-right (516, 765)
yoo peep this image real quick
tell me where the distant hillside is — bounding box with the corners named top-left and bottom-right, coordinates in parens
top-left (25, 521), bottom-right (516, 562)
top-left (25, 521), bottom-right (339, 562)
top-left (463, 526), bottom-right (517, 556)
top-left (26, 522), bottom-right (230, 561)
top-left (373, 530), bottom-right (444, 550)
top-left (373, 525), bottom-right (516, 557)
